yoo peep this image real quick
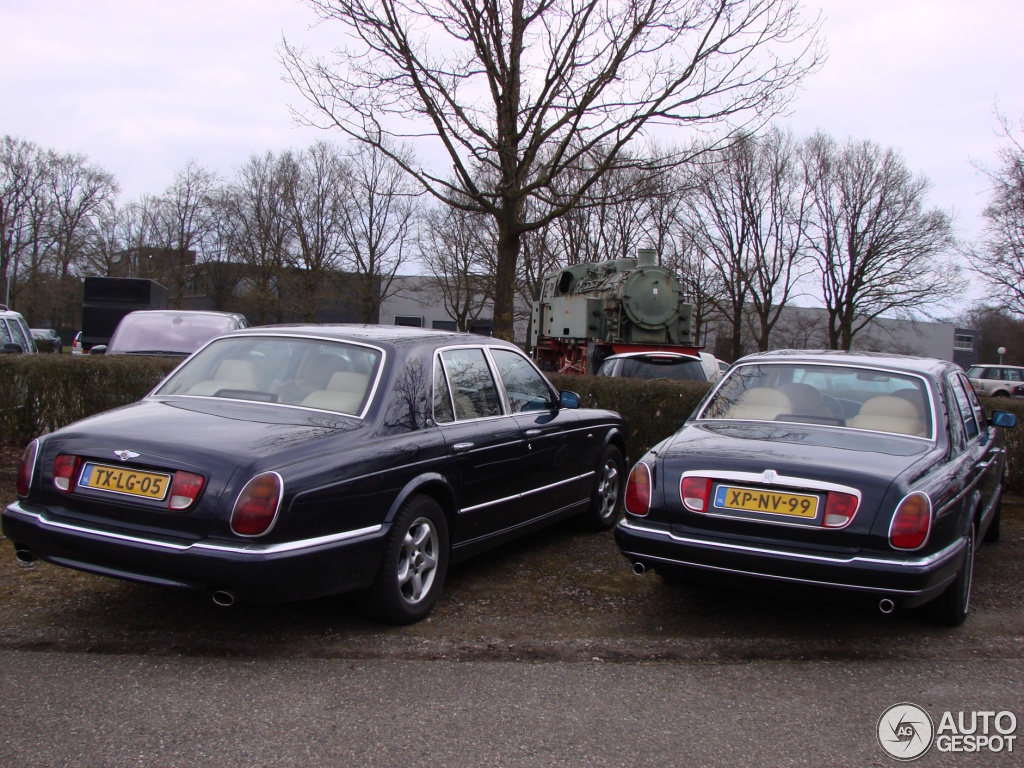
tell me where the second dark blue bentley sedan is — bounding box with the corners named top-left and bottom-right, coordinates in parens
top-left (4, 326), bottom-right (627, 624)
top-left (615, 350), bottom-right (1016, 626)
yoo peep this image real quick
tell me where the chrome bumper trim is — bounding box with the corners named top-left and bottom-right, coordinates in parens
top-left (5, 502), bottom-right (382, 555)
top-left (618, 517), bottom-right (965, 569)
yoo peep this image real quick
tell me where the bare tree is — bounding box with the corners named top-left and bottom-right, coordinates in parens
top-left (1, 137), bottom-right (49, 308)
top-left (279, 142), bottom-right (348, 320)
top-left (417, 202), bottom-right (494, 330)
top-left (221, 152), bottom-right (293, 324)
top-left (802, 134), bottom-right (960, 350)
top-left (337, 141), bottom-right (422, 322)
top-left (970, 110), bottom-right (1024, 315)
top-left (282, 0), bottom-right (823, 340)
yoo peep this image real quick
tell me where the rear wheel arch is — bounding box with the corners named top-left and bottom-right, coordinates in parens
top-left (386, 473), bottom-right (457, 530)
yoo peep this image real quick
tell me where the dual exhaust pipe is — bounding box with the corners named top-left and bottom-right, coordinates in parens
top-left (631, 561), bottom-right (898, 616)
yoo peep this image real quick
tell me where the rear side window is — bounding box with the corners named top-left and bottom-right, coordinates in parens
top-left (949, 374), bottom-right (981, 440)
top-left (440, 348), bottom-right (502, 420)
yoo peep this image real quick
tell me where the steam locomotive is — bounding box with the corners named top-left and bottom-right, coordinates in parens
top-left (530, 249), bottom-right (699, 374)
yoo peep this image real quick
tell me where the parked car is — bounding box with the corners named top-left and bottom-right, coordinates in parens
top-left (0, 305), bottom-right (37, 354)
top-left (70, 331), bottom-right (85, 355)
top-left (615, 350), bottom-right (1016, 626)
top-left (4, 326), bottom-right (627, 624)
top-left (966, 364), bottom-right (1024, 398)
top-left (91, 310), bottom-right (249, 356)
top-left (30, 328), bottom-right (62, 354)
top-left (596, 351), bottom-right (707, 382)
top-left (699, 352), bottom-right (726, 383)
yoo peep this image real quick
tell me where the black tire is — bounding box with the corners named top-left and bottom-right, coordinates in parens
top-left (928, 523), bottom-right (975, 627)
top-left (580, 445), bottom-right (625, 531)
top-left (984, 493), bottom-right (1002, 543)
top-left (360, 495), bottom-right (449, 625)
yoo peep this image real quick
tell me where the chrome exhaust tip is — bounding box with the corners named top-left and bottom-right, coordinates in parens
top-left (632, 562), bottom-right (646, 575)
top-left (211, 590), bottom-right (236, 607)
top-left (878, 598), bottom-right (895, 615)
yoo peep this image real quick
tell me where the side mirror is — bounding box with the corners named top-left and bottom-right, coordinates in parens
top-left (559, 390), bottom-right (580, 409)
top-left (990, 410), bottom-right (1018, 429)
top-left (1, 342), bottom-right (24, 354)
top-left (89, 345), bottom-right (107, 355)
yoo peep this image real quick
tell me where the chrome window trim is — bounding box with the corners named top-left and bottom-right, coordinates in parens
top-left (5, 503), bottom-right (382, 555)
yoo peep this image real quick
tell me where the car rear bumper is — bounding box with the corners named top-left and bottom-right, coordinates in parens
top-left (3, 501), bottom-right (386, 603)
top-left (615, 516), bottom-right (965, 609)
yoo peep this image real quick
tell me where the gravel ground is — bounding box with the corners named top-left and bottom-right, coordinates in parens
top-left (2, 442), bottom-right (1022, 663)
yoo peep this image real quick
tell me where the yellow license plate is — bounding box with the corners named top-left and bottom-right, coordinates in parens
top-left (79, 463), bottom-right (171, 501)
top-left (714, 485), bottom-right (819, 518)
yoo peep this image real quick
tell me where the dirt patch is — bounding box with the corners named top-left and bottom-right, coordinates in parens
top-left (2, 443), bottom-right (1022, 662)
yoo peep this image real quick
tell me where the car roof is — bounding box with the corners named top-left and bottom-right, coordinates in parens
top-left (121, 309), bottom-right (245, 320)
top-left (604, 351), bottom-right (701, 362)
top-left (223, 323), bottom-right (514, 351)
top-left (733, 349), bottom-right (953, 377)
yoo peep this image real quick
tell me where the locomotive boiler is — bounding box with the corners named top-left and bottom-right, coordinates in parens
top-left (530, 249), bottom-right (698, 374)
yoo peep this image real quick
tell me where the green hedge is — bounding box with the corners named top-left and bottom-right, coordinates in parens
top-left (0, 355), bottom-right (179, 444)
top-left (2, 357), bottom-right (1022, 493)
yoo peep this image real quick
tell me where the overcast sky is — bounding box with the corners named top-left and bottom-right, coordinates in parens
top-left (2, 0), bottom-right (1022, 251)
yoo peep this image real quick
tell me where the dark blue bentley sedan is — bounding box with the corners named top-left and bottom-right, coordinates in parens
top-left (4, 326), bottom-right (626, 624)
top-left (615, 350), bottom-right (1016, 626)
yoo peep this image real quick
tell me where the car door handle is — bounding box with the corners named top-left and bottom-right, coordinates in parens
top-left (975, 457), bottom-right (996, 470)
top-left (453, 442), bottom-right (475, 453)
top-left (525, 429), bottom-right (543, 437)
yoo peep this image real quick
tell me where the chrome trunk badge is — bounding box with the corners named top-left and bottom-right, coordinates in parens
top-left (760, 469), bottom-right (778, 485)
top-left (114, 450), bottom-right (140, 462)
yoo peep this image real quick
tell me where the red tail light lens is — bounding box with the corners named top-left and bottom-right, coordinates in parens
top-left (624, 463), bottom-right (652, 517)
top-left (889, 492), bottom-right (931, 549)
top-left (230, 472), bottom-right (283, 536)
top-left (823, 491), bottom-right (859, 528)
top-left (168, 471), bottom-right (205, 510)
top-left (53, 454), bottom-right (82, 492)
top-left (681, 476), bottom-right (713, 512)
top-left (16, 440), bottom-right (39, 497)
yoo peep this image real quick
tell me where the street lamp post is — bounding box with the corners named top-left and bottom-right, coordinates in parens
top-left (997, 346), bottom-right (1007, 365)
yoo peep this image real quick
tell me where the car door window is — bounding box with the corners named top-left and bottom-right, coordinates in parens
top-left (489, 348), bottom-right (554, 413)
top-left (7, 318), bottom-right (30, 350)
top-left (0, 320), bottom-right (12, 345)
top-left (440, 348), bottom-right (502, 421)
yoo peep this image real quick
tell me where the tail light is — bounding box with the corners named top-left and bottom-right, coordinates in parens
top-left (53, 454), bottom-right (82, 492)
top-left (168, 471), bottom-right (205, 510)
top-left (681, 476), bottom-right (713, 512)
top-left (823, 491), bottom-right (859, 528)
top-left (624, 463), bottom-right (652, 517)
top-left (889, 492), bottom-right (931, 550)
top-left (231, 472), bottom-right (283, 536)
top-left (16, 440), bottom-right (39, 497)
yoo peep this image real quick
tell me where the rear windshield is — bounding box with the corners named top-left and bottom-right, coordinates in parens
top-left (108, 313), bottom-right (239, 355)
top-left (700, 363), bottom-right (933, 439)
top-left (155, 336), bottom-right (383, 417)
top-left (602, 356), bottom-right (706, 381)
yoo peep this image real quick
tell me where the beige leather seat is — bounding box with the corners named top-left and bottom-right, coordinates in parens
top-left (847, 395), bottom-right (926, 436)
top-left (725, 388), bottom-right (793, 421)
top-left (186, 359), bottom-right (258, 396)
